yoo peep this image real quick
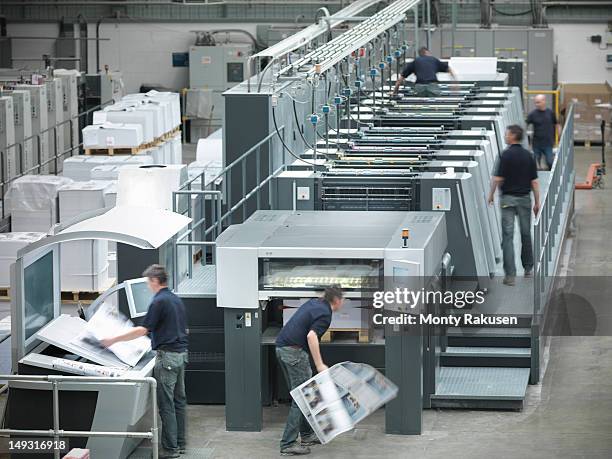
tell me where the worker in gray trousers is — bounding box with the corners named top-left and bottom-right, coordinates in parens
top-left (488, 125), bottom-right (541, 286)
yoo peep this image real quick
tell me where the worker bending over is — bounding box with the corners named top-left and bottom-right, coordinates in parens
top-left (102, 265), bottom-right (188, 459)
top-left (275, 287), bottom-right (345, 456)
top-left (392, 46), bottom-right (456, 97)
top-left (488, 125), bottom-right (540, 286)
top-left (527, 94), bottom-right (561, 170)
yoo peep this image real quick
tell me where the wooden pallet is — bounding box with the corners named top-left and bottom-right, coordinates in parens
top-left (85, 145), bottom-right (149, 156)
top-left (574, 140), bottom-right (610, 149)
top-left (321, 328), bottom-right (371, 343)
top-left (61, 277), bottom-right (117, 304)
top-left (0, 287), bottom-right (10, 301)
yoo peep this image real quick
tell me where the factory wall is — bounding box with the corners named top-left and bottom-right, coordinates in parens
top-left (6, 22), bottom-right (611, 92)
top-left (552, 23), bottom-right (611, 84)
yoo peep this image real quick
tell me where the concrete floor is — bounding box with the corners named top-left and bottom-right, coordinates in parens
top-left (1, 146), bottom-right (612, 458)
top-left (180, 146), bottom-right (612, 458)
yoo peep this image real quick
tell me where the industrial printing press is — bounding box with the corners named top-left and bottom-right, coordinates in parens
top-left (210, 0), bottom-right (573, 437)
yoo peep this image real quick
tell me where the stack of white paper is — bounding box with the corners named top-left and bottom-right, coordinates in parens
top-left (0, 232), bottom-right (46, 286)
top-left (92, 104), bottom-right (156, 144)
top-left (90, 165), bottom-right (121, 181)
top-left (103, 182), bottom-right (117, 208)
top-left (58, 180), bottom-right (112, 292)
top-left (5, 175), bottom-right (73, 231)
top-left (169, 134), bottom-right (182, 164)
top-left (58, 180), bottom-right (113, 221)
top-left (82, 122), bottom-right (144, 149)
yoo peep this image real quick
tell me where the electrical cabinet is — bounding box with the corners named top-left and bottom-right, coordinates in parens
top-left (188, 43), bottom-right (252, 136)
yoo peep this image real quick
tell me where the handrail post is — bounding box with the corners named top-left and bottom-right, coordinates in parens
top-left (52, 379), bottom-right (60, 459)
top-left (150, 377), bottom-right (159, 459)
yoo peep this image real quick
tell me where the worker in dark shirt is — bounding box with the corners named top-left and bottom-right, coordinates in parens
top-left (488, 125), bottom-right (540, 286)
top-left (275, 287), bottom-right (345, 456)
top-left (527, 94), bottom-right (561, 170)
top-left (101, 265), bottom-right (188, 459)
top-left (392, 47), bottom-right (456, 97)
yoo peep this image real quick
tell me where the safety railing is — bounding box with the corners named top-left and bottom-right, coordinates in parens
top-left (533, 103), bottom-right (575, 320)
top-left (0, 374), bottom-right (159, 459)
top-left (0, 101), bottom-right (113, 221)
top-left (171, 126), bottom-right (287, 289)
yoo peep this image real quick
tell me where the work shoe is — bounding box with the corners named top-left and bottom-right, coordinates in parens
top-left (281, 444), bottom-right (311, 456)
top-left (159, 449), bottom-right (180, 459)
top-left (301, 435), bottom-right (321, 446)
top-left (503, 276), bottom-right (516, 286)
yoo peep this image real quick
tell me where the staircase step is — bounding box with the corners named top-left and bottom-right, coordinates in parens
top-left (447, 327), bottom-right (531, 348)
top-left (431, 366), bottom-right (530, 410)
top-left (441, 346), bottom-right (531, 368)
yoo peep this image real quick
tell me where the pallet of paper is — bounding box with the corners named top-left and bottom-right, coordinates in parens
top-left (122, 94), bottom-right (173, 135)
top-left (123, 91), bottom-right (180, 129)
top-left (4, 175), bottom-right (73, 231)
top-left (58, 181), bottom-right (112, 292)
top-left (92, 103), bottom-right (156, 144)
top-left (82, 122), bottom-right (144, 149)
top-left (0, 232), bottom-right (46, 286)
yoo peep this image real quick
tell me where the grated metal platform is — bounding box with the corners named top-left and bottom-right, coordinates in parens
top-left (431, 366), bottom-right (530, 410)
top-left (176, 263), bottom-right (217, 298)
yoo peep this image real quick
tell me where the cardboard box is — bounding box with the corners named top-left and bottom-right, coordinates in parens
top-left (563, 83), bottom-right (612, 140)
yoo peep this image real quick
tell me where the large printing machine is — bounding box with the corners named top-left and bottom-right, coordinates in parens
top-left (270, 77), bottom-right (527, 285)
top-left (5, 206), bottom-right (190, 458)
top-left (216, 209), bottom-right (449, 435)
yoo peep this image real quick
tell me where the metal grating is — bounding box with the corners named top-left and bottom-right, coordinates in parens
top-left (176, 264), bottom-right (217, 298)
top-left (444, 346), bottom-right (531, 356)
top-left (434, 367), bottom-right (530, 400)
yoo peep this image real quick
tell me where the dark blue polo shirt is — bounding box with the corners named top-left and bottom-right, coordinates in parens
top-left (401, 56), bottom-right (449, 84)
top-left (142, 287), bottom-right (188, 352)
top-left (527, 108), bottom-right (557, 147)
top-left (497, 144), bottom-right (538, 196)
top-left (276, 298), bottom-right (332, 351)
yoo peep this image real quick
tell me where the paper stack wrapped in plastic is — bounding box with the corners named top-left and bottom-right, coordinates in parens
top-left (0, 232), bottom-right (46, 286)
top-left (4, 175), bottom-right (73, 231)
top-left (58, 181), bottom-right (112, 292)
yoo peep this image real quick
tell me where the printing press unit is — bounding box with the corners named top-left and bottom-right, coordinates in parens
top-left (5, 206), bottom-right (190, 458)
top-left (216, 210), bottom-right (449, 434)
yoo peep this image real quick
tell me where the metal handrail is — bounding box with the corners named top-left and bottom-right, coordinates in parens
top-left (0, 374), bottom-right (158, 459)
top-left (171, 127), bottom-right (286, 288)
top-left (533, 103), bottom-right (575, 320)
